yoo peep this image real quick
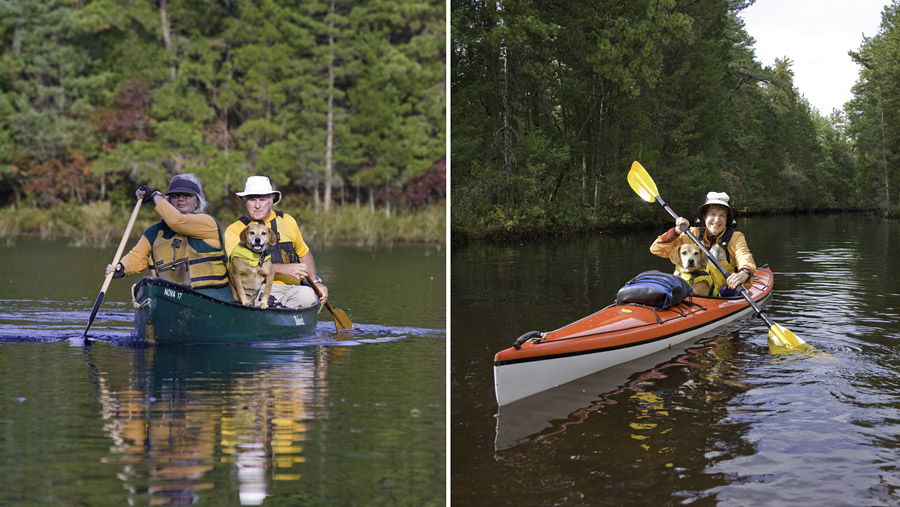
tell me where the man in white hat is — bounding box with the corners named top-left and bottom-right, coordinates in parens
top-left (224, 176), bottom-right (327, 308)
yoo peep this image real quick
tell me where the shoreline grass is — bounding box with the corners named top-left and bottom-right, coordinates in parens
top-left (0, 200), bottom-right (446, 247)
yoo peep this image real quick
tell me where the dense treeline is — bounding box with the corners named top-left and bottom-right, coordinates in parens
top-left (451, 0), bottom-right (896, 241)
top-left (0, 0), bottom-right (445, 217)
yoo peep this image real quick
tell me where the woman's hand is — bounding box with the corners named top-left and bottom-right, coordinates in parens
top-left (106, 263), bottom-right (125, 278)
top-left (726, 269), bottom-right (750, 289)
top-left (674, 217), bottom-right (690, 235)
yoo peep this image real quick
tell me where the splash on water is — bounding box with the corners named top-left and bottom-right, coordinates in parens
top-left (0, 298), bottom-right (444, 347)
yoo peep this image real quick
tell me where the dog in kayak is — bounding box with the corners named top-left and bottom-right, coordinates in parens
top-left (228, 222), bottom-right (277, 308)
top-left (670, 243), bottom-right (714, 297)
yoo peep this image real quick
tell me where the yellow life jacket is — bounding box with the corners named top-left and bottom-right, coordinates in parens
top-left (699, 227), bottom-right (738, 291)
top-left (146, 218), bottom-right (228, 289)
top-left (229, 244), bottom-right (271, 267)
top-left (674, 269), bottom-right (716, 297)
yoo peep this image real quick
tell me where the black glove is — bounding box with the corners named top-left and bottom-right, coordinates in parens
top-left (112, 263), bottom-right (126, 278)
top-left (137, 185), bottom-right (160, 204)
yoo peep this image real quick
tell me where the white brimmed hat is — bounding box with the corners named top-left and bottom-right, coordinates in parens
top-left (696, 191), bottom-right (736, 227)
top-left (236, 176), bottom-right (281, 205)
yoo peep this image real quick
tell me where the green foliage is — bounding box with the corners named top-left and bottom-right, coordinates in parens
top-left (452, 0), bottom-right (879, 241)
top-left (847, 2), bottom-right (900, 216)
top-left (0, 0), bottom-right (445, 213)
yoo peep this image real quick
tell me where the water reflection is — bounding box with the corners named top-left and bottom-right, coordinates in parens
top-left (495, 331), bottom-right (754, 452)
top-left (88, 345), bottom-right (330, 505)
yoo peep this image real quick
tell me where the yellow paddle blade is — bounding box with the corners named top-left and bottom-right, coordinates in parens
top-left (768, 323), bottom-right (805, 349)
top-left (331, 307), bottom-right (353, 332)
top-left (627, 161), bottom-right (658, 203)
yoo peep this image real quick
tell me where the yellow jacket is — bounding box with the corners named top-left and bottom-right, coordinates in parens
top-left (651, 226), bottom-right (756, 290)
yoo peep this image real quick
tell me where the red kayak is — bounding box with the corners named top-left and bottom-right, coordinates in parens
top-left (493, 266), bottom-right (774, 406)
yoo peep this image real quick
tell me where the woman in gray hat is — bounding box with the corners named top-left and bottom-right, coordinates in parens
top-left (104, 173), bottom-right (231, 300)
top-left (650, 191), bottom-right (756, 297)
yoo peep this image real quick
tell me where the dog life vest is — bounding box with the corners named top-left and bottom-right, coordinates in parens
top-left (145, 218), bottom-right (228, 289)
top-left (229, 244), bottom-right (272, 267)
top-left (698, 226), bottom-right (738, 291)
top-left (674, 269), bottom-right (716, 297)
top-left (238, 212), bottom-right (300, 264)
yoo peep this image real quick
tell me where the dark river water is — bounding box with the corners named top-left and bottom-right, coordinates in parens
top-left (451, 214), bottom-right (900, 506)
top-left (0, 240), bottom-right (445, 505)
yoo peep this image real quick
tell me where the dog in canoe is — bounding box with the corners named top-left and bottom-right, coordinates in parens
top-left (228, 222), bottom-right (276, 308)
top-left (670, 243), bottom-right (713, 297)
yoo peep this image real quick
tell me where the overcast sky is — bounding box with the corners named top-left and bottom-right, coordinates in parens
top-left (741, 0), bottom-right (888, 114)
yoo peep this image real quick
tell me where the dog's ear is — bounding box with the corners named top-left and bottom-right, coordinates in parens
top-left (669, 247), bottom-right (681, 265)
top-left (240, 226), bottom-right (249, 245)
top-left (697, 248), bottom-right (708, 264)
top-left (267, 226), bottom-right (277, 246)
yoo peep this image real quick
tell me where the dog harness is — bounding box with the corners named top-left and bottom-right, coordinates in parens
top-left (145, 216), bottom-right (228, 289)
top-left (238, 212), bottom-right (301, 264)
top-left (673, 269), bottom-right (716, 297)
top-left (229, 244), bottom-right (272, 267)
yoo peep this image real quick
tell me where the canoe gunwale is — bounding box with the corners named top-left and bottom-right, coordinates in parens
top-left (132, 276), bottom-right (318, 314)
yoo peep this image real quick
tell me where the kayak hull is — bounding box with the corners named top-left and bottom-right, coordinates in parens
top-left (493, 267), bottom-right (774, 406)
top-left (132, 277), bottom-right (318, 345)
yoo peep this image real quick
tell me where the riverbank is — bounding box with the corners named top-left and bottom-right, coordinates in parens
top-left (0, 199), bottom-right (446, 246)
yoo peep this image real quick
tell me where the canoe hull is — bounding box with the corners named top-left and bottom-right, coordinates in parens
top-left (132, 277), bottom-right (318, 345)
top-left (493, 267), bottom-right (774, 406)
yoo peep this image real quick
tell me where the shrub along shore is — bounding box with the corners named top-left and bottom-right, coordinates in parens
top-left (0, 198), bottom-right (446, 247)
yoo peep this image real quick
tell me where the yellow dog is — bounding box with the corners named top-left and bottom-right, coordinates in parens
top-left (228, 222), bottom-right (277, 308)
top-left (670, 243), bottom-right (714, 297)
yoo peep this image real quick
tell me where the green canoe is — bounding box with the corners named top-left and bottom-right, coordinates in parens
top-left (131, 277), bottom-right (318, 345)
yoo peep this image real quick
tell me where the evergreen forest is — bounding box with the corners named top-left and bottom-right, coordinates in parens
top-left (451, 0), bottom-right (900, 240)
top-left (0, 0), bottom-right (445, 230)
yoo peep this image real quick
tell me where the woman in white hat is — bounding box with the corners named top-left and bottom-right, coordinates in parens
top-left (650, 191), bottom-right (756, 296)
top-left (224, 176), bottom-right (326, 308)
top-left (105, 173), bottom-right (232, 300)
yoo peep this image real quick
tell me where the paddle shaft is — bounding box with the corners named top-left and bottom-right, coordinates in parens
top-left (655, 195), bottom-right (776, 327)
top-left (83, 198), bottom-right (143, 338)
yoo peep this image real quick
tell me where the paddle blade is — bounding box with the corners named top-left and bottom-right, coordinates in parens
top-left (82, 291), bottom-right (106, 338)
top-left (627, 161), bottom-right (659, 203)
top-left (331, 306), bottom-right (353, 332)
top-left (767, 323), bottom-right (805, 349)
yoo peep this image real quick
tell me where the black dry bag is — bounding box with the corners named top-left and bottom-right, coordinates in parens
top-left (615, 270), bottom-right (692, 308)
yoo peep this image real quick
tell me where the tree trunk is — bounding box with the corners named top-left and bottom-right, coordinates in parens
top-left (880, 101), bottom-right (892, 216)
top-left (324, 0), bottom-right (335, 212)
top-left (501, 38), bottom-right (512, 212)
top-left (159, 0), bottom-right (177, 81)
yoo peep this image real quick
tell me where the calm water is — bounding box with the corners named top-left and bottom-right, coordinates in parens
top-left (451, 214), bottom-right (900, 505)
top-left (0, 240), bottom-right (445, 505)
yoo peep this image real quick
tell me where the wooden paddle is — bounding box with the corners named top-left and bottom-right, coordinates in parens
top-left (82, 197), bottom-right (144, 340)
top-left (627, 161), bottom-right (807, 351)
top-left (308, 279), bottom-right (353, 332)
